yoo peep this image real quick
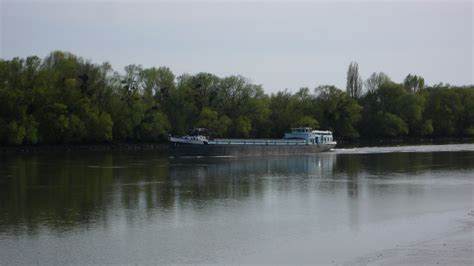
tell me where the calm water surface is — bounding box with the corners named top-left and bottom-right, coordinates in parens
top-left (0, 144), bottom-right (473, 264)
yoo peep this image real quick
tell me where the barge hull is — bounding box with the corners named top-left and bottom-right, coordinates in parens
top-left (169, 143), bottom-right (336, 157)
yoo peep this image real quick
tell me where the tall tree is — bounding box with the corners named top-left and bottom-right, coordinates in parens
top-left (315, 85), bottom-right (362, 138)
top-left (364, 72), bottom-right (391, 93)
top-left (404, 74), bottom-right (425, 93)
top-left (424, 87), bottom-right (463, 136)
top-left (346, 61), bottom-right (363, 98)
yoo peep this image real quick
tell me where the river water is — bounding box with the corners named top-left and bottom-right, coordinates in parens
top-left (0, 144), bottom-right (473, 264)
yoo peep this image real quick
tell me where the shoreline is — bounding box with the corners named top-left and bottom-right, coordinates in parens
top-left (347, 211), bottom-right (474, 265)
top-left (0, 138), bottom-right (473, 154)
top-left (0, 143), bottom-right (169, 154)
top-left (336, 137), bottom-right (474, 148)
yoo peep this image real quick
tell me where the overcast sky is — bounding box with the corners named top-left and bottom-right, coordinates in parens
top-left (1, 0), bottom-right (472, 92)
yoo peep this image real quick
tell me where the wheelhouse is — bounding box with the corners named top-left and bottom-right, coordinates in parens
top-left (284, 127), bottom-right (334, 144)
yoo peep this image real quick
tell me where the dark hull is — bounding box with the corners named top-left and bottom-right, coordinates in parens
top-left (169, 143), bottom-right (336, 157)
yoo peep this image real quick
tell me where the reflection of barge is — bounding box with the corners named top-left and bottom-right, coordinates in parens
top-left (169, 127), bottom-right (337, 157)
top-left (170, 154), bottom-right (337, 180)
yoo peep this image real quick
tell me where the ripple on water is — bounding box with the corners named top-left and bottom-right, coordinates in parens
top-left (334, 144), bottom-right (474, 154)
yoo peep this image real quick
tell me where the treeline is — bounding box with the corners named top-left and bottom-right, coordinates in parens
top-left (0, 51), bottom-right (473, 145)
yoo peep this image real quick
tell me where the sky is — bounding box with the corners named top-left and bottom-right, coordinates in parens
top-left (1, 0), bottom-right (472, 93)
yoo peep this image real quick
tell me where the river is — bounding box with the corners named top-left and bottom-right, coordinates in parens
top-left (0, 144), bottom-right (473, 264)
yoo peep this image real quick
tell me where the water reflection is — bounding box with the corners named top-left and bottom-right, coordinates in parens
top-left (0, 149), bottom-right (472, 237)
top-left (170, 155), bottom-right (336, 180)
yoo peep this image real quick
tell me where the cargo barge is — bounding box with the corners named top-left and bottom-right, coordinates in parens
top-left (169, 127), bottom-right (336, 157)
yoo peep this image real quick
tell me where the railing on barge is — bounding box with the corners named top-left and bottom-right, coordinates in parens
top-left (208, 139), bottom-right (309, 145)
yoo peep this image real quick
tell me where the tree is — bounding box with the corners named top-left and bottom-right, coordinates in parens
top-left (5, 121), bottom-right (26, 145)
top-left (378, 112), bottom-right (408, 137)
top-left (136, 108), bottom-right (170, 141)
top-left (234, 116), bottom-right (252, 137)
top-left (455, 87), bottom-right (474, 136)
top-left (316, 85), bottom-right (362, 138)
top-left (364, 72), bottom-right (391, 93)
top-left (358, 82), bottom-right (420, 137)
top-left (404, 74), bottom-right (425, 93)
top-left (269, 90), bottom-right (294, 137)
top-left (346, 61), bottom-right (363, 98)
top-left (196, 107), bottom-right (231, 137)
top-left (141, 67), bottom-right (176, 106)
top-left (186, 72), bottom-right (220, 111)
top-left (122, 64), bottom-right (143, 96)
top-left (1, 50), bottom-right (472, 145)
top-left (36, 103), bottom-right (71, 143)
top-left (292, 116), bottom-right (319, 128)
top-left (424, 87), bottom-right (463, 136)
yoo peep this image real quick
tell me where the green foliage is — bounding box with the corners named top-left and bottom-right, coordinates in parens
top-left (420, 119), bottom-right (434, 136)
top-left (269, 90), bottom-right (294, 137)
top-left (346, 61), bottom-right (363, 98)
top-left (379, 112), bottom-right (408, 137)
top-left (455, 87), bottom-right (474, 136)
top-left (316, 85), bottom-right (362, 138)
top-left (37, 103), bottom-right (70, 143)
top-left (359, 82), bottom-right (424, 137)
top-left (292, 116), bottom-right (319, 128)
top-left (364, 72), bottom-right (391, 93)
top-left (0, 51), bottom-right (472, 146)
top-left (141, 66), bottom-right (176, 106)
top-left (0, 119), bottom-right (5, 142)
top-left (424, 87), bottom-right (463, 136)
top-left (404, 74), bottom-right (425, 93)
top-left (234, 116), bottom-right (252, 138)
top-left (22, 116), bottom-right (39, 144)
top-left (6, 121), bottom-right (26, 145)
top-left (136, 109), bottom-right (170, 141)
top-left (197, 107), bottom-right (231, 137)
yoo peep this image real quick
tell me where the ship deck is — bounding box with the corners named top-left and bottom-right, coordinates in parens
top-left (209, 138), bottom-right (308, 145)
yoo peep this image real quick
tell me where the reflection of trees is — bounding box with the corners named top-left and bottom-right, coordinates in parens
top-left (0, 153), bottom-right (117, 233)
top-left (1, 150), bottom-right (471, 234)
top-left (332, 150), bottom-right (474, 230)
top-left (0, 153), bottom-right (337, 234)
top-left (0, 152), bottom-right (171, 233)
top-left (333, 151), bottom-right (474, 178)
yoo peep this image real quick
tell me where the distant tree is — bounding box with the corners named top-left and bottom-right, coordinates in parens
top-left (1, 50), bottom-right (473, 145)
top-left (455, 87), bottom-right (474, 136)
top-left (403, 74), bottom-right (425, 93)
top-left (379, 112), bottom-right (408, 137)
top-left (364, 72), bottom-right (391, 93)
top-left (187, 72), bottom-right (220, 111)
top-left (346, 61), bottom-right (363, 98)
top-left (292, 116), bottom-right (319, 128)
top-left (5, 121), bottom-right (26, 145)
top-left (269, 90), bottom-right (294, 137)
top-left (424, 87), bottom-right (463, 136)
top-left (196, 107), bottom-right (231, 137)
top-left (136, 108), bottom-right (170, 141)
top-left (140, 67), bottom-right (176, 110)
top-left (234, 116), bottom-right (252, 137)
top-left (358, 82), bottom-right (418, 137)
top-left (122, 64), bottom-right (143, 96)
top-left (419, 119), bottom-right (434, 136)
top-left (316, 85), bottom-right (362, 138)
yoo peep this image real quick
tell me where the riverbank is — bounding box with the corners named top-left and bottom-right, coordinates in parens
top-left (1, 137), bottom-right (473, 154)
top-left (335, 137), bottom-right (474, 148)
top-left (348, 211), bottom-right (474, 265)
top-left (0, 143), bottom-right (168, 153)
